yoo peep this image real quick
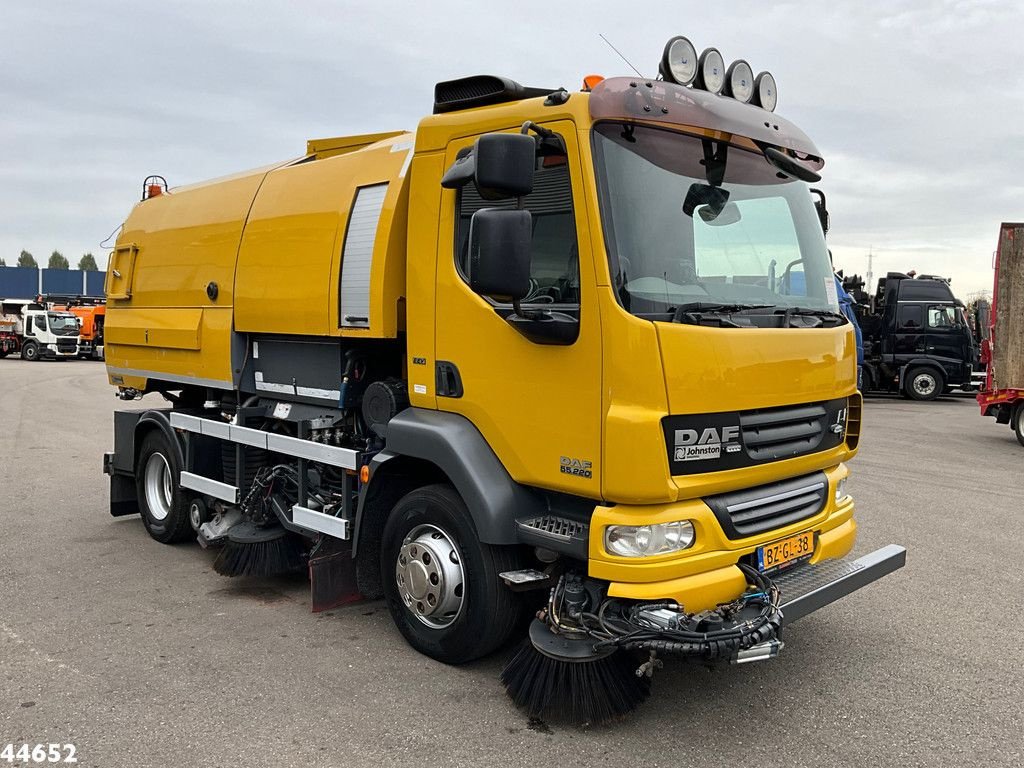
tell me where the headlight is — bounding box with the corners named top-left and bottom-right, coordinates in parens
top-left (725, 60), bottom-right (754, 103)
top-left (660, 36), bottom-right (699, 86)
top-left (835, 477), bottom-right (849, 502)
top-left (605, 520), bottom-right (695, 558)
top-left (753, 71), bottom-right (778, 112)
top-left (696, 48), bottom-right (726, 94)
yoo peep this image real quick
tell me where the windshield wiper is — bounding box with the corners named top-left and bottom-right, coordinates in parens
top-left (774, 306), bottom-right (847, 327)
top-left (671, 302), bottom-right (773, 324)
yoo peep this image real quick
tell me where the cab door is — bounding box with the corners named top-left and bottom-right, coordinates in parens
top-left (433, 121), bottom-right (603, 498)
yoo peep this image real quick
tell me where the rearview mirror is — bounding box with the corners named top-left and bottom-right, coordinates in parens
top-left (467, 209), bottom-right (532, 300)
top-left (698, 201), bottom-right (741, 226)
top-left (441, 133), bottom-right (536, 200)
top-left (810, 188), bottom-right (829, 235)
top-left (683, 183), bottom-right (730, 218)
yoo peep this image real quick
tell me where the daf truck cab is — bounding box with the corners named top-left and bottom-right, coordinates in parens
top-left (102, 38), bottom-right (904, 694)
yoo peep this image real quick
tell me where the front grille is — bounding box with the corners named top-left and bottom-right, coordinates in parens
top-left (740, 403), bottom-right (829, 461)
top-left (56, 339), bottom-right (76, 353)
top-left (704, 472), bottom-right (828, 539)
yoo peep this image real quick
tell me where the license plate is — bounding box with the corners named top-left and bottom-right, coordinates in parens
top-left (757, 531), bottom-right (814, 572)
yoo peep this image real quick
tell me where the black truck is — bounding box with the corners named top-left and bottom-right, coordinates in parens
top-left (843, 272), bottom-right (975, 400)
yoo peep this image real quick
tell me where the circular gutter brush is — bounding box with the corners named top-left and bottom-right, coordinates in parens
top-left (213, 522), bottom-right (306, 578)
top-left (501, 619), bottom-right (650, 725)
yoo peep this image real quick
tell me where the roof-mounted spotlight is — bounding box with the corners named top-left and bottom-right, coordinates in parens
top-left (659, 36), bottom-right (698, 86)
top-left (724, 60), bottom-right (754, 103)
top-left (753, 71), bottom-right (778, 112)
top-left (695, 47), bottom-right (726, 94)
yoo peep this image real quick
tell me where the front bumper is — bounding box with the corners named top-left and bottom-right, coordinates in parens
top-left (773, 544), bottom-right (906, 625)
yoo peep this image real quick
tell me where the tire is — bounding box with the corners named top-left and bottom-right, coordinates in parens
top-left (21, 341), bottom-right (40, 362)
top-left (135, 431), bottom-right (193, 544)
top-left (381, 484), bottom-right (525, 664)
top-left (1013, 403), bottom-right (1024, 448)
top-left (904, 366), bottom-right (943, 401)
top-left (0, 350), bottom-right (7, 359)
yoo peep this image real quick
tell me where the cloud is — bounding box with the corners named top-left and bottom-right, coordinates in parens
top-left (1, 0), bottom-right (1020, 297)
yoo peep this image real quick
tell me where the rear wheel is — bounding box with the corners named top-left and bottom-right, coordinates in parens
top-left (1013, 403), bottom-right (1024, 448)
top-left (381, 484), bottom-right (525, 664)
top-left (904, 366), bottom-right (943, 401)
top-left (135, 431), bottom-right (193, 543)
top-left (21, 341), bottom-right (40, 361)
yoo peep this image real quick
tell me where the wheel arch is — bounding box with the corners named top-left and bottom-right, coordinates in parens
top-left (133, 410), bottom-right (186, 472)
top-left (352, 408), bottom-right (546, 597)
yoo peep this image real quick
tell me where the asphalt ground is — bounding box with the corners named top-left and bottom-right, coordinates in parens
top-left (1, 358), bottom-right (1022, 767)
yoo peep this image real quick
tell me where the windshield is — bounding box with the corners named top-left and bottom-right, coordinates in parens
top-left (592, 123), bottom-right (840, 321)
top-left (48, 313), bottom-right (79, 335)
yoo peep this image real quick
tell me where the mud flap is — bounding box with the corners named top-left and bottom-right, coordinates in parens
top-left (309, 536), bottom-right (363, 612)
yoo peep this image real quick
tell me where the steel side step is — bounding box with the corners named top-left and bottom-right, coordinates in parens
top-left (774, 544), bottom-right (906, 626)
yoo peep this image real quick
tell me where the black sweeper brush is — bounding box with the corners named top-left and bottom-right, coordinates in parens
top-left (501, 619), bottom-right (650, 725)
top-left (213, 522), bottom-right (306, 578)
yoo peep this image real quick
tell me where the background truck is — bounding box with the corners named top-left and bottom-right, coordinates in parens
top-left (978, 223), bottom-right (1024, 443)
top-left (0, 316), bottom-right (17, 357)
top-left (0, 299), bottom-right (81, 361)
top-left (842, 271), bottom-right (975, 399)
top-left (102, 36), bottom-right (904, 722)
top-left (40, 294), bottom-right (106, 360)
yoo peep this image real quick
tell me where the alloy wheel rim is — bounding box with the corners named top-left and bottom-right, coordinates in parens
top-left (395, 524), bottom-right (465, 629)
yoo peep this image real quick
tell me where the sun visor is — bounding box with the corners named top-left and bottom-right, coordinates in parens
top-left (589, 77), bottom-right (824, 172)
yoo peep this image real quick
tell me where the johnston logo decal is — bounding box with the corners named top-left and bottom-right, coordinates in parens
top-left (673, 426), bottom-right (741, 462)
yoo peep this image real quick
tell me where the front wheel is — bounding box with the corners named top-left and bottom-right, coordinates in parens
top-left (904, 366), bottom-right (944, 401)
top-left (21, 341), bottom-right (40, 361)
top-left (381, 484), bottom-right (525, 664)
top-left (135, 431), bottom-right (193, 543)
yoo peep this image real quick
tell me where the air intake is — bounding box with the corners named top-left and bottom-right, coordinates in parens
top-left (433, 75), bottom-right (554, 114)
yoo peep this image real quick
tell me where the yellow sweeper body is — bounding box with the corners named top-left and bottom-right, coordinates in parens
top-left (103, 67), bottom-right (903, 682)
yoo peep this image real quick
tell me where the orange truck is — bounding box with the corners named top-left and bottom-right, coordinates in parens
top-left (39, 295), bottom-right (106, 360)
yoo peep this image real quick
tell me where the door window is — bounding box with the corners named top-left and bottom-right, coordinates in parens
top-left (456, 150), bottom-right (579, 306)
top-left (927, 305), bottom-right (955, 329)
top-left (33, 315), bottom-right (46, 333)
top-left (897, 305), bottom-right (923, 329)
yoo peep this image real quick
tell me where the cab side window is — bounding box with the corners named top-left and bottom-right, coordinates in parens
top-left (897, 305), bottom-right (923, 329)
top-left (928, 305), bottom-right (955, 328)
top-left (33, 315), bottom-right (46, 333)
top-left (456, 152), bottom-right (579, 305)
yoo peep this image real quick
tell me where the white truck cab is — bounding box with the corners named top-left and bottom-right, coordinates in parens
top-left (0, 300), bottom-right (81, 361)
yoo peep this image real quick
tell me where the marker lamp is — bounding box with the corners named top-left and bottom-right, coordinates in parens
top-left (835, 477), bottom-right (849, 502)
top-left (753, 71), bottom-right (778, 112)
top-left (605, 520), bottom-right (695, 558)
top-left (696, 48), bottom-right (726, 94)
top-left (660, 36), bottom-right (698, 86)
top-left (725, 60), bottom-right (754, 103)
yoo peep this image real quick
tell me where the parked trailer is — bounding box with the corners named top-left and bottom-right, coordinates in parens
top-left (978, 223), bottom-right (1024, 444)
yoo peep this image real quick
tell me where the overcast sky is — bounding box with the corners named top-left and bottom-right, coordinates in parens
top-left (3, 0), bottom-right (1020, 296)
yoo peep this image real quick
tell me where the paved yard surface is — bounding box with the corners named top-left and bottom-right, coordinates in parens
top-left (1, 359), bottom-right (1021, 767)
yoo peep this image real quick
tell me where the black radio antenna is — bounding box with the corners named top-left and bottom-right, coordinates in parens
top-left (599, 33), bottom-right (643, 78)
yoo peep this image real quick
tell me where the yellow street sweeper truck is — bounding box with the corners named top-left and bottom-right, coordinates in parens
top-left (103, 36), bottom-right (905, 723)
